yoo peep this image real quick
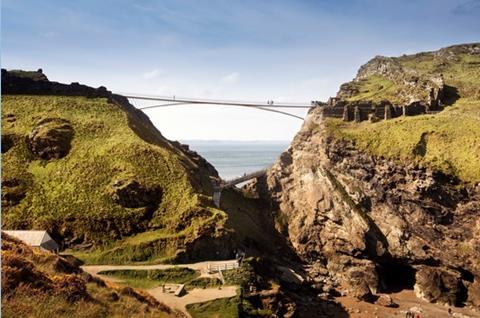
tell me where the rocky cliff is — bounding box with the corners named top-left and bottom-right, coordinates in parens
top-left (255, 43), bottom-right (480, 310)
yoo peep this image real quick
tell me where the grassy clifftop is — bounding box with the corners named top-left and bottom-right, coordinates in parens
top-left (326, 43), bottom-right (480, 183)
top-left (1, 71), bottom-right (230, 264)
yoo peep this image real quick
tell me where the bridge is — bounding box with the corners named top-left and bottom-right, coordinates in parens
top-left (120, 93), bottom-right (312, 207)
top-left (212, 169), bottom-right (268, 207)
top-left (121, 93), bottom-right (316, 120)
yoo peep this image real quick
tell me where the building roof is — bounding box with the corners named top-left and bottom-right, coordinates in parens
top-left (3, 230), bottom-right (59, 250)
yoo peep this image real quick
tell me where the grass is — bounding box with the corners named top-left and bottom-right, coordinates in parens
top-left (97, 267), bottom-right (200, 289)
top-left (186, 277), bottom-right (223, 289)
top-left (346, 48), bottom-right (480, 106)
top-left (186, 295), bottom-right (241, 318)
top-left (2, 95), bottom-right (226, 263)
top-left (223, 261), bottom-right (257, 288)
top-left (97, 267), bottom-right (223, 289)
top-left (2, 233), bottom-right (178, 318)
top-left (346, 75), bottom-right (401, 104)
top-left (328, 45), bottom-right (480, 183)
top-left (325, 98), bottom-right (480, 183)
top-left (1, 284), bottom-right (174, 318)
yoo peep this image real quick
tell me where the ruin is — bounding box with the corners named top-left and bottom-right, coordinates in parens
top-left (319, 94), bottom-right (445, 123)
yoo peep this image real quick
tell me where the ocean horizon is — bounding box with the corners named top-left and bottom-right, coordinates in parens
top-left (182, 140), bottom-right (290, 179)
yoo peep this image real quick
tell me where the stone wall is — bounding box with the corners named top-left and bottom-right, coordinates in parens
top-left (320, 98), bottom-right (438, 123)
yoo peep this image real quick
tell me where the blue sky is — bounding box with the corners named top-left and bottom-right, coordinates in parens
top-left (2, 0), bottom-right (479, 140)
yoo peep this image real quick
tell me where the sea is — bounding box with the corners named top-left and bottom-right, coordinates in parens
top-left (183, 140), bottom-right (290, 179)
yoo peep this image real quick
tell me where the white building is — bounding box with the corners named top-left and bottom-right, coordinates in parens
top-left (4, 230), bottom-right (59, 252)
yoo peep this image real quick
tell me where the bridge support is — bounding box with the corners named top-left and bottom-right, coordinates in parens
top-left (213, 189), bottom-right (221, 208)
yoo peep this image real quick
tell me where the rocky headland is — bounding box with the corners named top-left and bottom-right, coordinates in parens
top-left (251, 43), bottom-right (480, 314)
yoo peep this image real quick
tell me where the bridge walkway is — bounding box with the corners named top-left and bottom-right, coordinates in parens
top-left (212, 169), bottom-right (267, 207)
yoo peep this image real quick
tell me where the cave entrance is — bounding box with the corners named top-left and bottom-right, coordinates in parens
top-left (377, 262), bottom-right (416, 293)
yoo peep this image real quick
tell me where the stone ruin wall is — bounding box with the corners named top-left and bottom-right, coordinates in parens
top-left (320, 92), bottom-right (443, 123)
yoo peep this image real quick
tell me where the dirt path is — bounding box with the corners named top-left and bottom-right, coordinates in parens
top-left (149, 285), bottom-right (237, 317)
top-left (81, 259), bottom-right (239, 276)
top-left (81, 260), bottom-right (239, 317)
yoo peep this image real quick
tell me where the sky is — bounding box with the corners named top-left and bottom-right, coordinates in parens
top-left (2, 0), bottom-right (479, 141)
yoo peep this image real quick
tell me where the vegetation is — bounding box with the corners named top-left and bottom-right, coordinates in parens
top-left (1, 94), bottom-right (226, 263)
top-left (223, 260), bottom-right (257, 288)
top-left (327, 45), bottom-right (480, 183)
top-left (1, 233), bottom-right (178, 318)
top-left (97, 267), bottom-right (200, 289)
top-left (186, 277), bottom-right (223, 289)
top-left (346, 75), bottom-right (401, 103)
top-left (187, 295), bottom-right (241, 318)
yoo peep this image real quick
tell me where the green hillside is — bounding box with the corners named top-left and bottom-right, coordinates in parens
top-left (326, 44), bottom-right (480, 183)
top-left (1, 92), bottom-right (227, 264)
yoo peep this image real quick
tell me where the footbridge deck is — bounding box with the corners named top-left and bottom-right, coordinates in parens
top-left (212, 169), bottom-right (267, 207)
top-left (220, 169), bottom-right (267, 189)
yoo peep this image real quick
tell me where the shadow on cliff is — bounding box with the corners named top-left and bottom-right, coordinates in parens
top-left (219, 187), bottom-right (301, 261)
top-left (442, 84), bottom-right (460, 106)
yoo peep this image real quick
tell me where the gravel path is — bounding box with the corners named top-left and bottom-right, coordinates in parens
top-left (81, 260), bottom-right (239, 317)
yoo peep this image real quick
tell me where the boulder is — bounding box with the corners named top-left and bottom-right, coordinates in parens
top-left (26, 118), bottom-right (74, 160)
top-left (375, 294), bottom-right (398, 307)
top-left (414, 266), bottom-right (463, 306)
top-left (345, 262), bottom-right (378, 301)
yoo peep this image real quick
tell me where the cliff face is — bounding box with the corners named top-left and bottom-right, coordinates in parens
top-left (256, 44), bottom-right (480, 308)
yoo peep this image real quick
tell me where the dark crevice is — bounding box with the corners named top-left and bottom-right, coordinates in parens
top-left (456, 267), bottom-right (475, 283)
top-left (377, 262), bottom-right (416, 293)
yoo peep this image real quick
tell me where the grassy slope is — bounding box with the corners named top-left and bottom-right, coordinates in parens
top-left (1, 234), bottom-right (178, 318)
top-left (97, 267), bottom-right (201, 289)
top-left (327, 46), bottom-right (480, 183)
top-left (2, 95), bottom-right (226, 263)
top-left (346, 75), bottom-right (401, 103)
top-left (187, 296), bottom-right (241, 318)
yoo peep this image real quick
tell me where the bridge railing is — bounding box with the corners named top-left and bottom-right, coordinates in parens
top-left (122, 93), bottom-right (312, 108)
top-left (221, 169), bottom-right (268, 189)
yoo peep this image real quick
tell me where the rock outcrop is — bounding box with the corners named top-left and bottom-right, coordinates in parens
top-left (26, 118), bottom-right (74, 160)
top-left (320, 44), bottom-right (480, 123)
top-left (254, 103), bottom-right (480, 308)
top-left (109, 179), bottom-right (162, 208)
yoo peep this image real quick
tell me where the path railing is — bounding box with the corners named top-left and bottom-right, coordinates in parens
top-left (207, 260), bottom-right (239, 274)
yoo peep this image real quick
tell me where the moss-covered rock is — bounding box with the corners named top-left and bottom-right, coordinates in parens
top-left (26, 118), bottom-right (74, 160)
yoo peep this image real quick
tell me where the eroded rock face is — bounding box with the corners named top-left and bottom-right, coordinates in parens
top-left (26, 118), bottom-right (74, 160)
top-left (109, 179), bottom-right (162, 208)
top-left (254, 107), bottom-right (480, 307)
top-left (414, 265), bottom-right (465, 306)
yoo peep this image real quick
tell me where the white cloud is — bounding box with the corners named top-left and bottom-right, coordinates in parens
top-left (142, 69), bottom-right (162, 80)
top-left (221, 72), bottom-right (240, 84)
